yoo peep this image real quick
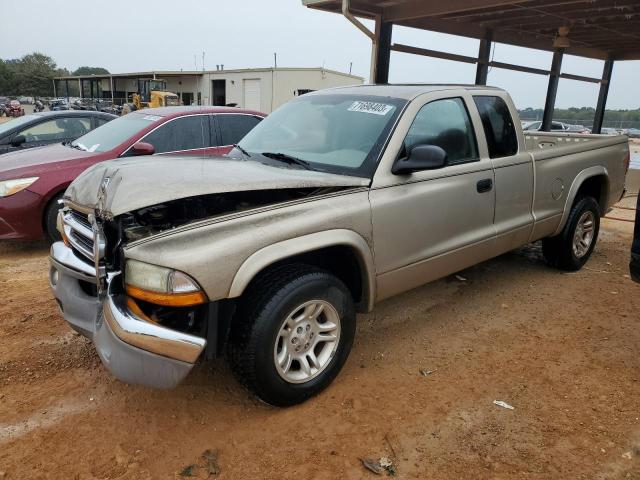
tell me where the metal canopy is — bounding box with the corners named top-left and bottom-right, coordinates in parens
top-left (304, 0), bottom-right (640, 60)
top-left (303, 0), bottom-right (639, 133)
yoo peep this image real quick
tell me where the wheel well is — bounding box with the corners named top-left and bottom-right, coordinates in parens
top-left (575, 175), bottom-right (608, 215)
top-left (245, 246), bottom-right (367, 311)
top-left (41, 189), bottom-right (65, 231)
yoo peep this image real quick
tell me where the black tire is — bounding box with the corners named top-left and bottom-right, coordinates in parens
top-left (227, 264), bottom-right (356, 407)
top-left (542, 196), bottom-right (600, 271)
top-left (43, 193), bottom-right (64, 243)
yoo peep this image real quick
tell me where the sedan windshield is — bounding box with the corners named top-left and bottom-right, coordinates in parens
top-left (238, 94), bottom-right (406, 177)
top-left (70, 112), bottom-right (162, 152)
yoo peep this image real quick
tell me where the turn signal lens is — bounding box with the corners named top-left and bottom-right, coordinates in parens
top-left (125, 285), bottom-right (207, 307)
top-left (124, 259), bottom-right (207, 307)
top-left (56, 211), bottom-right (70, 246)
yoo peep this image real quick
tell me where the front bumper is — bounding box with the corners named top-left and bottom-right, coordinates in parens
top-left (49, 241), bottom-right (207, 388)
top-left (0, 189), bottom-right (45, 240)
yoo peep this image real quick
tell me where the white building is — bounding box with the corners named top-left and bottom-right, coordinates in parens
top-left (54, 67), bottom-right (363, 113)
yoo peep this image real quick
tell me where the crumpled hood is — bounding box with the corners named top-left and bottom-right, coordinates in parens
top-left (65, 155), bottom-right (369, 217)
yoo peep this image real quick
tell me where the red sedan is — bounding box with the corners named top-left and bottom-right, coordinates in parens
top-left (0, 106), bottom-right (265, 241)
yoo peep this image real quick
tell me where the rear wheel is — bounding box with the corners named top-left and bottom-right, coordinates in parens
top-left (43, 193), bottom-right (64, 243)
top-left (227, 264), bottom-right (356, 406)
top-left (542, 196), bottom-right (600, 271)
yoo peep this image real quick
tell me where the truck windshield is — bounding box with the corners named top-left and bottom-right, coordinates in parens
top-left (70, 112), bottom-right (161, 152)
top-left (238, 94), bottom-right (406, 177)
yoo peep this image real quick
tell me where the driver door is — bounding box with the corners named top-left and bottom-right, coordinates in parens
top-left (370, 93), bottom-right (496, 300)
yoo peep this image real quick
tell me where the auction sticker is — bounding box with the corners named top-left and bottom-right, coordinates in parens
top-left (347, 101), bottom-right (393, 115)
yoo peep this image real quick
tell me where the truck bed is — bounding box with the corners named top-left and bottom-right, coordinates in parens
top-left (522, 130), bottom-right (629, 242)
top-left (523, 130), bottom-right (627, 154)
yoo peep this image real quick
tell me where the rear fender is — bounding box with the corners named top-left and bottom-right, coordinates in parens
top-left (552, 166), bottom-right (609, 236)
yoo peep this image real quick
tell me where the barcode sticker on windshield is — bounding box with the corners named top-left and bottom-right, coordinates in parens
top-left (347, 101), bottom-right (393, 115)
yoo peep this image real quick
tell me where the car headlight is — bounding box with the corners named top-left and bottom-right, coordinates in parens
top-left (124, 259), bottom-right (207, 307)
top-left (0, 177), bottom-right (39, 197)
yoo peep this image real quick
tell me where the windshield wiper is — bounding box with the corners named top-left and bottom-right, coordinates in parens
top-left (261, 152), bottom-right (312, 170)
top-left (233, 144), bottom-right (251, 157)
top-left (70, 143), bottom-right (88, 151)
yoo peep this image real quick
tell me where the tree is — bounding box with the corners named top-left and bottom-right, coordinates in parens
top-left (1, 53), bottom-right (59, 96)
top-left (72, 66), bottom-right (110, 76)
top-left (0, 60), bottom-right (16, 94)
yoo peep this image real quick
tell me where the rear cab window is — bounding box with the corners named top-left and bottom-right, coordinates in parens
top-left (473, 96), bottom-right (518, 158)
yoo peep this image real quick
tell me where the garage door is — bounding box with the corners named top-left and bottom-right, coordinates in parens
top-left (243, 79), bottom-right (261, 111)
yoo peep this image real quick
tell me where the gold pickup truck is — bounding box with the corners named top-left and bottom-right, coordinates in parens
top-left (49, 85), bottom-right (629, 406)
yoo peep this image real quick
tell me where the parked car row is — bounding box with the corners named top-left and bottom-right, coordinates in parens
top-left (0, 106), bottom-right (264, 241)
top-left (0, 98), bottom-right (26, 118)
top-left (522, 120), bottom-right (640, 137)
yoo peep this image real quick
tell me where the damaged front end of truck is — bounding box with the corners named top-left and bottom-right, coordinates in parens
top-left (48, 156), bottom-right (369, 388)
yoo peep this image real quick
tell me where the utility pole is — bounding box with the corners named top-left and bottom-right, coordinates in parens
top-left (349, 62), bottom-right (353, 75)
top-left (202, 51), bottom-right (205, 72)
top-left (274, 53), bottom-right (277, 69)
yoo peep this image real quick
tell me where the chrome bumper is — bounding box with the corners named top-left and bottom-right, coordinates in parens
top-left (49, 241), bottom-right (207, 388)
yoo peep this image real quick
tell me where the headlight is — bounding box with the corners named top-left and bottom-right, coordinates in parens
top-left (124, 259), bottom-right (207, 307)
top-left (0, 177), bottom-right (39, 197)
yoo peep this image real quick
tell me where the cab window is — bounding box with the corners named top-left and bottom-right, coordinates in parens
top-left (473, 96), bottom-right (518, 158)
top-left (403, 97), bottom-right (478, 166)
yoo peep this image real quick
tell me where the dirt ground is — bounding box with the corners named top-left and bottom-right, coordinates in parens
top-left (0, 193), bottom-right (639, 479)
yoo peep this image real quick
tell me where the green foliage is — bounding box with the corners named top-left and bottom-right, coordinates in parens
top-left (0, 60), bottom-right (14, 94)
top-left (0, 52), bottom-right (58, 96)
top-left (72, 66), bottom-right (110, 76)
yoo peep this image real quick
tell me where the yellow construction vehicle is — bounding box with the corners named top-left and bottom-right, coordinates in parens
top-left (122, 79), bottom-right (181, 114)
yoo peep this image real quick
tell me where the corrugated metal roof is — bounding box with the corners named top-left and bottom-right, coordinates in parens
top-left (304, 0), bottom-right (640, 60)
top-left (54, 67), bottom-right (363, 81)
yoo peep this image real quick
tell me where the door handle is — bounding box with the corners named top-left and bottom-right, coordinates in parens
top-left (477, 179), bottom-right (493, 193)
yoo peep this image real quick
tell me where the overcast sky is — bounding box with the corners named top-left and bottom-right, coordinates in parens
top-left (2, 0), bottom-right (639, 110)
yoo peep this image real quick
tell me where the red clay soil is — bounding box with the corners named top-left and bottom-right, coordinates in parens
top-left (1, 201), bottom-right (639, 479)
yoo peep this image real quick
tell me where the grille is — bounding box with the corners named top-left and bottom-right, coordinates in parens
top-left (63, 209), bottom-right (95, 265)
top-left (70, 210), bottom-right (92, 230)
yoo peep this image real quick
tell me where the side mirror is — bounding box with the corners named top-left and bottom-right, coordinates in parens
top-left (11, 135), bottom-right (26, 147)
top-left (130, 142), bottom-right (155, 156)
top-left (392, 144), bottom-right (447, 175)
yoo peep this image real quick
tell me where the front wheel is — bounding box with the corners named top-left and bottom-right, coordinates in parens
top-left (43, 193), bottom-right (64, 243)
top-left (542, 196), bottom-right (600, 271)
top-left (227, 265), bottom-right (356, 406)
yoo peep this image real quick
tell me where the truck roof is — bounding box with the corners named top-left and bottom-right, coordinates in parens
top-left (316, 84), bottom-right (504, 100)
